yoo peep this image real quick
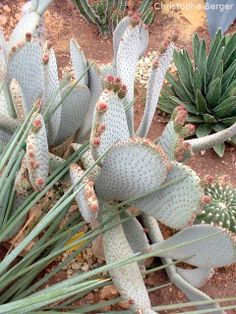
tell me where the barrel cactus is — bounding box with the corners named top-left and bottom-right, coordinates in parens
top-left (159, 30), bottom-right (236, 156)
top-left (73, 0), bottom-right (155, 37)
top-left (195, 175), bottom-right (236, 232)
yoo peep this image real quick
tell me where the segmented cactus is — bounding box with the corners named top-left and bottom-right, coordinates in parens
top-left (73, 0), bottom-right (155, 37)
top-left (195, 176), bottom-right (236, 232)
top-left (159, 30), bottom-right (236, 156)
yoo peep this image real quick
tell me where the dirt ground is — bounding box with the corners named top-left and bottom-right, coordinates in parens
top-left (1, 0), bottom-right (236, 312)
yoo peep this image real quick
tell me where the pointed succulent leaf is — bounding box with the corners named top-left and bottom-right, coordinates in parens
top-left (95, 138), bottom-right (168, 201)
top-left (26, 113), bottom-right (49, 191)
top-left (70, 163), bottom-right (99, 223)
top-left (213, 96), bottom-right (236, 119)
top-left (102, 207), bottom-right (152, 312)
top-left (176, 267), bottom-right (214, 288)
top-left (70, 39), bottom-right (88, 86)
top-left (8, 12), bottom-right (40, 52)
top-left (121, 210), bottom-right (150, 254)
top-left (131, 162), bottom-right (203, 229)
top-left (8, 42), bottom-right (43, 112)
top-left (137, 43), bottom-right (174, 137)
top-left (196, 124), bottom-right (211, 138)
top-left (90, 87), bottom-right (129, 162)
top-left (54, 84), bottom-right (90, 145)
top-left (71, 143), bottom-right (100, 179)
top-left (42, 47), bottom-right (62, 145)
top-left (153, 224), bottom-right (236, 268)
top-left (10, 79), bottom-right (26, 121)
top-left (213, 142), bottom-right (225, 157)
top-left (77, 63), bottom-right (102, 142)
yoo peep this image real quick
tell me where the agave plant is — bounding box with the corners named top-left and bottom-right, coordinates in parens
top-left (159, 30), bottom-right (236, 156)
top-left (195, 175), bottom-right (236, 232)
top-left (73, 0), bottom-right (155, 37)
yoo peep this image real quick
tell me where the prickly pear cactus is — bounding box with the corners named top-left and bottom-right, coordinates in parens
top-left (195, 176), bottom-right (236, 233)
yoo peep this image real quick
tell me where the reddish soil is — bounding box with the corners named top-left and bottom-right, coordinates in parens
top-left (1, 0), bottom-right (236, 312)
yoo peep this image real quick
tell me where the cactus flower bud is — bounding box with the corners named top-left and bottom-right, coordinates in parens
top-left (96, 124), bottom-right (106, 135)
top-left (92, 137), bottom-right (101, 147)
top-left (42, 54), bottom-right (49, 65)
top-left (35, 178), bottom-right (45, 186)
top-left (25, 32), bottom-right (32, 42)
top-left (97, 102), bottom-right (108, 113)
top-left (152, 59), bottom-right (159, 69)
top-left (32, 117), bottom-right (42, 132)
top-left (202, 195), bottom-right (212, 204)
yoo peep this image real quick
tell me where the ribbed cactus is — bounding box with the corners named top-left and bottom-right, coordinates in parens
top-left (195, 176), bottom-right (236, 232)
top-left (73, 0), bottom-right (155, 37)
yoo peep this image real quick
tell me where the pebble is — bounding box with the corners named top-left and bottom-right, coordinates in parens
top-left (3, 5), bottom-right (11, 13)
top-left (0, 16), bottom-right (8, 26)
top-left (81, 263), bottom-right (89, 272)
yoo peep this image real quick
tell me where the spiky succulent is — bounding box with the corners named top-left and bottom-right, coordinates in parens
top-left (73, 0), bottom-right (155, 37)
top-left (159, 30), bottom-right (236, 156)
top-left (195, 175), bottom-right (236, 232)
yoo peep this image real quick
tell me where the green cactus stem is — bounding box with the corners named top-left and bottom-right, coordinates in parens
top-left (195, 176), bottom-right (236, 232)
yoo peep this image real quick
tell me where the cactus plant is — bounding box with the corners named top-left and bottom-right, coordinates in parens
top-left (73, 0), bottom-right (155, 37)
top-left (195, 175), bottom-right (236, 232)
top-left (67, 17), bottom-right (236, 311)
top-left (1, 6), bottom-right (236, 313)
top-left (159, 30), bottom-right (236, 156)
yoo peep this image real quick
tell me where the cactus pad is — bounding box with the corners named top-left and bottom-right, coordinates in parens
top-left (10, 79), bottom-right (26, 121)
top-left (42, 47), bottom-right (62, 145)
top-left (121, 210), bottom-right (150, 254)
top-left (102, 207), bottom-right (152, 312)
top-left (153, 224), bottom-right (236, 268)
top-left (95, 138), bottom-right (168, 201)
top-left (70, 163), bottom-right (99, 223)
top-left (77, 63), bottom-right (102, 141)
top-left (71, 143), bottom-right (100, 179)
top-left (70, 39), bottom-right (88, 86)
top-left (54, 84), bottom-right (90, 145)
top-left (137, 43), bottom-right (174, 137)
top-left (8, 42), bottom-right (43, 112)
top-left (176, 267), bottom-right (214, 289)
top-left (26, 113), bottom-right (49, 191)
top-left (131, 162), bottom-right (203, 229)
top-left (8, 12), bottom-right (40, 52)
top-left (90, 87), bottom-right (130, 161)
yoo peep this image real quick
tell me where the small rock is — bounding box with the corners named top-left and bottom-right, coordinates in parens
top-left (0, 16), bottom-right (8, 26)
top-left (100, 285), bottom-right (119, 300)
top-left (15, 13), bottom-right (21, 21)
top-left (118, 300), bottom-right (131, 310)
top-left (3, 5), bottom-right (11, 13)
top-left (81, 263), bottom-right (89, 272)
top-left (71, 262), bottom-right (81, 270)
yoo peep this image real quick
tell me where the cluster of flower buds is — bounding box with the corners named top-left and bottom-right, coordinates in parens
top-left (105, 75), bottom-right (127, 99)
top-left (159, 30), bottom-right (180, 54)
top-left (174, 138), bottom-right (192, 162)
top-left (31, 116), bottom-right (42, 133)
top-left (130, 12), bottom-right (141, 27)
